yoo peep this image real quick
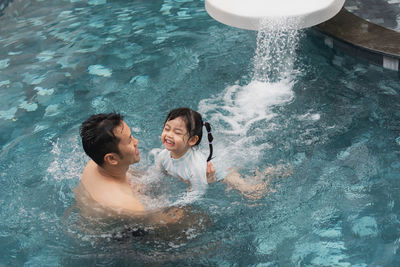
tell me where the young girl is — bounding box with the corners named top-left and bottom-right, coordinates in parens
top-left (156, 107), bottom-right (291, 199)
top-left (156, 107), bottom-right (214, 192)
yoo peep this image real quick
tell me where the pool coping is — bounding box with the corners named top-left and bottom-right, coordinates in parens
top-left (315, 8), bottom-right (400, 71)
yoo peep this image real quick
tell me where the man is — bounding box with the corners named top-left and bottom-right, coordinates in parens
top-left (75, 113), bottom-right (181, 224)
top-left (75, 113), bottom-right (214, 224)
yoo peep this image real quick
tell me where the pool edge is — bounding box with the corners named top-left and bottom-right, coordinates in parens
top-left (315, 8), bottom-right (400, 72)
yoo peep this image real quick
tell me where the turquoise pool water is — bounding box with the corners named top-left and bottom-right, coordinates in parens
top-left (1, 0), bottom-right (400, 265)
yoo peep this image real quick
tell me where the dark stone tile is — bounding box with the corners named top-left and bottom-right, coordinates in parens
top-left (345, 0), bottom-right (400, 31)
top-left (315, 8), bottom-right (400, 71)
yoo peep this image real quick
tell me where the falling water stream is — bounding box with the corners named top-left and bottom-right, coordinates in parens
top-left (252, 18), bottom-right (301, 83)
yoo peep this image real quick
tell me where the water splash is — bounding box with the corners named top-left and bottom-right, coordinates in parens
top-left (139, 148), bottom-right (207, 209)
top-left (252, 17), bottom-right (301, 83)
top-left (47, 136), bottom-right (87, 182)
top-left (199, 79), bottom-right (294, 175)
top-left (199, 18), bottom-right (301, 175)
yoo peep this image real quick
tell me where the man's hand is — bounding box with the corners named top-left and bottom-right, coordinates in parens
top-left (206, 161), bottom-right (216, 183)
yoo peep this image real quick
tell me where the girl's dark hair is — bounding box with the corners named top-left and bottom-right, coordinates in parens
top-left (164, 107), bottom-right (214, 161)
top-left (80, 113), bottom-right (124, 166)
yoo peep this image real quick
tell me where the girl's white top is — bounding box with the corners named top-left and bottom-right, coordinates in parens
top-left (156, 148), bottom-right (208, 192)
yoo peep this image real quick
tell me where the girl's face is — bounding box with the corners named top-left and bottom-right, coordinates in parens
top-left (161, 116), bottom-right (198, 159)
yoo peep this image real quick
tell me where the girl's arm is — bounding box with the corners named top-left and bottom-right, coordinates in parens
top-left (206, 161), bottom-right (216, 183)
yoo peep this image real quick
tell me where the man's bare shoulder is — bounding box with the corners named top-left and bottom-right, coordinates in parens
top-left (79, 161), bottom-right (145, 214)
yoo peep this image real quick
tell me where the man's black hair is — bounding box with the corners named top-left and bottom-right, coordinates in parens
top-left (80, 113), bottom-right (124, 166)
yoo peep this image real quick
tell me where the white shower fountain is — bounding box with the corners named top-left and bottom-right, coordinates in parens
top-left (205, 0), bottom-right (345, 30)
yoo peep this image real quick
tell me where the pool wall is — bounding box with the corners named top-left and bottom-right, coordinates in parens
top-left (315, 8), bottom-right (400, 72)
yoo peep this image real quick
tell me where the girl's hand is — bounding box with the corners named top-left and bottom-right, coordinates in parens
top-left (206, 161), bottom-right (216, 183)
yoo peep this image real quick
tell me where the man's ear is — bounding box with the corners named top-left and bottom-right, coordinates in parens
top-left (188, 135), bottom-right (199, 146)
top-left (104, 153), bottom-right (119, 166)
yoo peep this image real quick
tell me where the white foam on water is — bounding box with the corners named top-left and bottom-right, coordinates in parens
top-left (171, 189), bottom-right (205, 207)
top-left (298, 112), bottom-right (320, 121)
top-left (126, 164), bottom-right (171, 210)
top-left (199, 79), bottom-right (294, 175)
top-left (201, 80), bottom-right (294, 135)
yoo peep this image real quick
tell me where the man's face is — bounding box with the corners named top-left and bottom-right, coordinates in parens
top-left (113, 121), bottom-right (140, 165)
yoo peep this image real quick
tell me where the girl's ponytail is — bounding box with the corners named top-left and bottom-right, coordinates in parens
top-left (203, 122), bottom-right (213, 162)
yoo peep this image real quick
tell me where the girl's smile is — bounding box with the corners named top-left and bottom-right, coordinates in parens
top-left (161, 116), bottom-right (196, 159)
top-left (164, 138), bottom-right (175, 147)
